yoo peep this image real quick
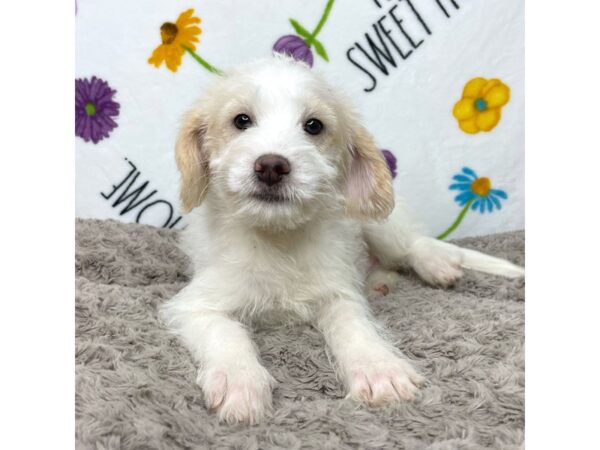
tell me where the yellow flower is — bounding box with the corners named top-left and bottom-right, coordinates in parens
top-left (148, 9), bottom-right (202, 72)
top-left (453, 77), bottom-right (510, 134)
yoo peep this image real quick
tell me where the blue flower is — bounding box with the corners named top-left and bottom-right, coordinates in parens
top-left (449, 167), bottom-right (507, 214)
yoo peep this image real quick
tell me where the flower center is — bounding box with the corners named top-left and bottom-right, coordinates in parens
top-left (160, 22), bottom-right (179, 45)
top-left (471, 177), bottom-right (491, 197)
top-left (85, 102), bottom-right (97, 116)
top-left (474, 98), bottom-right (488, 111)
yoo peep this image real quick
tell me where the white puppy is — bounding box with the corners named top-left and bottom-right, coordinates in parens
top-left (161, 55), bottom-right (524, 425)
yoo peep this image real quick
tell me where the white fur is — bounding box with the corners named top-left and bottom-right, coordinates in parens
top-left (161, 56), bottom-right (524, 424)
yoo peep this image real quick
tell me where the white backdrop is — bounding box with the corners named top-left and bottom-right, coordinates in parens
top-left (75, 0), bottom-right (524, 239)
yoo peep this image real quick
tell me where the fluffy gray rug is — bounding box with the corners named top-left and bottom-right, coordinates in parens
top-left (75, 219), bottom-right (524, 450)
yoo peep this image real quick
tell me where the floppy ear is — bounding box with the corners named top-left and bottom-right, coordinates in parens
top-left (345, 125), bottom-right (394, 220)
top-left (175, 109), bottom-right (209, 213)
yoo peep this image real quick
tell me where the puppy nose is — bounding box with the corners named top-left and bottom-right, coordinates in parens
top-left (254, 154), bottom-right (291, 186)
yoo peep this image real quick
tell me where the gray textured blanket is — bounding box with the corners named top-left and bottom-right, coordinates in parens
top-left (75, 219), bottom-right (524, 449)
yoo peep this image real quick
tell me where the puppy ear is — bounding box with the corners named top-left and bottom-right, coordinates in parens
top-left (345, 125), bottom-right (394, 220)
top-left (175, 109), bottom-right (209, 213)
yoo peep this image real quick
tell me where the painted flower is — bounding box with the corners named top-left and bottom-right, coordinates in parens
top-left (437, 167), bottom-right (508, 240)
top-left (75, 77), bottom-right (120, 144)
top-left (450, 167), bottom-right (507, 213)
top-left (273, 0), bottom-right (335, 67)
top-left (453, 78), bottom-right (510, 134)
top-left (381, 149), bottom-right (397, 179)
top-left (274, 35), bottom-right (314, 67)
top-left (148, 9), bottom-right (220, 74)
top-left (148, 9), bottom-right (200, 72)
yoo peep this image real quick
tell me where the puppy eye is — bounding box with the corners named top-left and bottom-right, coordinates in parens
top-left (233, 113), bottom-right (252, 130)
top-left (304, 118), bottom-right (323, 136)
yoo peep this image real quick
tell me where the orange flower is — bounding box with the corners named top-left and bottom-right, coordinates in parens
top-left (148, 9), bottom-right (202, 72)
top-left (453, 78), bottom-right (510, 134)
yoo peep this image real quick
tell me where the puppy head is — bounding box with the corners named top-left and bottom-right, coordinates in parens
top-left (175, 55), bottom-right (394, 229)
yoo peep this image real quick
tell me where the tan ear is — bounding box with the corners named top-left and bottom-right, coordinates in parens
top-left (175, 109), bottom-right (209, 213)
top-left (345, 125), bottom-right (394, 220)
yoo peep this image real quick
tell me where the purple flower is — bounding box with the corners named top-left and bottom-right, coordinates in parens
top-left (273, 35), bottom-right (314, 67)
top-left (381, 149), bottom-right (397, 179)
top-left (75, 77), bottom-right (120, 144)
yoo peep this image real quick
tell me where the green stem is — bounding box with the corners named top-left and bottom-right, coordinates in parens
top-left (308, 0), bottom-right (335, 43)
top-left (182, 46), bottom-right (223, 75)
top-left (436, 199), bottom-right (474, 240)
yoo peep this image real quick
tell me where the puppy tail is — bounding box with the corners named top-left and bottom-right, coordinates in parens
top-left (457, 245), bottom-right (524, 278)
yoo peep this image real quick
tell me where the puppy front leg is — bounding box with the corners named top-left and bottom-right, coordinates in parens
top-left (162, 295), bottom-right (274, 424)
top-left (316, 297), bottom-right (425, 406)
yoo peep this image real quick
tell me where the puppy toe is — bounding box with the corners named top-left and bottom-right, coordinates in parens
top-left (347, 357), bottom-right (424, 407)
top-left (368, 373), bottom-right (401, 406)
top-left (391, 375), bottom-right (418, 401)
top-left (198, 365), bottom-right (274, 425)
top-left (201, 371), bottom-right (227, 411)
top-left (347, 372), bottom-right (373, 404)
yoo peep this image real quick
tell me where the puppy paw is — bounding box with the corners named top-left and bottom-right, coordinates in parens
top-left (366, 267), bottom-right (402, 296)
top-left (346, 357), bottom-right (425, 407)
top-left (408, 238), bottom-right (463, 287)
top-left (198, 364), bottom-right (275, 425)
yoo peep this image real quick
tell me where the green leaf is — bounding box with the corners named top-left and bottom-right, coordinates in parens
top-left (289, 18), bottom-right (312, 40)
top-left (312, 38), bottom-right (329, 62)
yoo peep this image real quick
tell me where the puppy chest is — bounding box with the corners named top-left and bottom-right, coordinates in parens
top-left (223, 243), bottom-right (359, 311)
top-left (236, 256), bottom-right (325, 302)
